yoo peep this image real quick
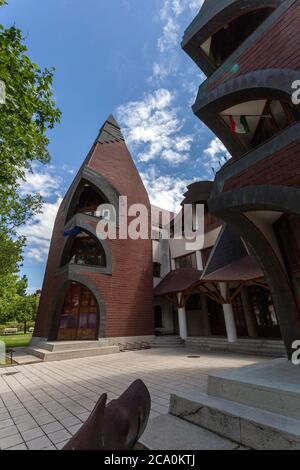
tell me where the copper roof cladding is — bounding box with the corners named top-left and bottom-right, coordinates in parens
top-left (154, 268), bottom-right (202, 296)
top-left (202, 255), bottom-right (263, 282)
top-left (181, 181), bottom-right (213, 206)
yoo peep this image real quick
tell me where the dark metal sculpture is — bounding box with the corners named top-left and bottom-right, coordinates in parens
top-left (63, 379), bottom-right (151, 450)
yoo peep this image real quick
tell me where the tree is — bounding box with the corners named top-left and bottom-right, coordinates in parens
top-left (0, 21), bottom-right (61, 234)
top-left (0, 273), bottom-right (21, 324)
top-left (0, 233), bottom-right (24, 278)
top-left (0, 1), bottom-right (61, 283)
top-left (15, 295), bottom-right (39, 334)
top-left (0, 274), bottom-right (39, 332)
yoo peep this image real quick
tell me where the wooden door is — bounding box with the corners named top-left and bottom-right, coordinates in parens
top-left (57, 282), bottom-right (98, 341)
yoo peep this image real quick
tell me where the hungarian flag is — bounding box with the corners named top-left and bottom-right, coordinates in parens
top-left (229, 115), bottom-right (250, 134)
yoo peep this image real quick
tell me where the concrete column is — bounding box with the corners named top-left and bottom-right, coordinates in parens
top-left (219, 283), bottom-right (238, 343)
top-left (196, 251), bottom-right (203, 271)
top-left (201, 294), bottom-right (211, 336)
top-left (240, 287), bottom-right (258, 338)
top-left (177, 294), bottom-right (188, 339)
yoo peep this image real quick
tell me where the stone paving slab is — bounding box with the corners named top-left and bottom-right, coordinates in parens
top-left (0, 348), bottom-right (265, 450)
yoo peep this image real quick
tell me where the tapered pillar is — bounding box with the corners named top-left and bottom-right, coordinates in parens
top-left (219, 283), bottom-right (238, 343)
top-left (177, 294), bottom-right (188, 339)
top-left (241, 287), bottom-right (258, 338)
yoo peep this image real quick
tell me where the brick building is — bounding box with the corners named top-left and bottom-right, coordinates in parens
top-left (33, 115), bottom-right (154, 346)
top-left (181, 0), bottom-right (300, 358)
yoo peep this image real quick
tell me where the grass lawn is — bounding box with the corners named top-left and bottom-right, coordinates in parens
top-left (0, 333), bottom-right (32, 349)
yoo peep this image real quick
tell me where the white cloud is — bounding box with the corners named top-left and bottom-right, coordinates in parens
top-left (157, 0), bottom-right (204, 52)
top-left (17, 166), bottom-right (65, 263)
top-left (19, 168), bottom-right (62, 198)
top-left (141, 167), bottom-right (194, 213)
top-left (19, 197), bottom-right (63, 262)
top-left (117, 88), bottom-right (192, 164)
top-left (203, 137), bottom-right (231, 173)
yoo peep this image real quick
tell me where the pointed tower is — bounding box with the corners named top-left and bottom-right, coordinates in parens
top-left (33, 116), bottom-right (154, 346)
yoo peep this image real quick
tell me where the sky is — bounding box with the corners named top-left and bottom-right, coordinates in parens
top-left (1, 0), bottom-right (230, 292)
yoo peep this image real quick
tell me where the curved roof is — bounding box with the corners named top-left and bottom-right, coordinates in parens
top-left (154, 268), bottom-right (202, 296)
top-left (181, 181), bottom-right (213, 206)
top-left (202, 255), bottom-right (263, 282)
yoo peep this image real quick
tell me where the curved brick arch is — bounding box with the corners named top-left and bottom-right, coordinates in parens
top-left (182, 0), bottom-right (285, 74)
top-left (194, 68), bottom-right (300, 157)
top-left (64, 166), bottom-right (121, 225)
top-left (208, 185), bottom-right (300, 358)
top-left (59, 214), bottom-right (113, 275)
top-left (48, 274), bottom-right (107, 341)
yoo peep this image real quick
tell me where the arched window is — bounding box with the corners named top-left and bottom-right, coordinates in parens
top-left (76, 184), bottom-right (106, 217)
top-left (63, 232), bottom-right (107, 267)
top-left (201, 8), bottom-right (274, 70)
top-left (67, 181), bottom-right (107, 221)
top-left (219, 98), bottom-right (300, 153)
top-left (57, 282), bottom-right (99, 341)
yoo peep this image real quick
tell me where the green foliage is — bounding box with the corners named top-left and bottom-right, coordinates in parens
top-left (0, 274), bottom-right (39, 331)
top-left (0, 333), bottom-right (32, 349)
top-left (15, 294), bottom-right (39, 324)
top-left (0, 24), bottom-right (61, 233)
top-left (0, 233), bottom-right (24, 278)
top-left (0, 2), bottom-right (61, 299)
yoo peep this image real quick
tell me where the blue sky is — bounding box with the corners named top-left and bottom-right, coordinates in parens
top-left (1, 0), bottom-right (229, 292)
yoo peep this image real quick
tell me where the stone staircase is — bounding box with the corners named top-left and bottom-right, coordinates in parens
top-left (185, 336), bottom-right (286, 358)
top-left (140, 414), bottom-right (242, 450)
top-left (141, 359), bottom-right (300, 451)
top-left (150, 336), bottom-right (184, 349)
top-left (27, 340), bottom-right (119, 362)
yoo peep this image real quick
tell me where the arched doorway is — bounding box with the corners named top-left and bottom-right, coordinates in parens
top-left (57, 282), bottom-right (99, 341)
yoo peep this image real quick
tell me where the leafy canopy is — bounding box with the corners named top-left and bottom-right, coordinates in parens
top-left (0, 23), bottom-right (61, 232)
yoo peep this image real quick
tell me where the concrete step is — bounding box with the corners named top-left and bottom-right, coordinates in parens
top-left (38, 341), bottom-right (102, 352)
top-left (150, 337), bottom-right (184, 349)
top-left (170, 390), bottom-right (300, 450)
top-left (27, 345), bottom-right (119, 362)
top-left (140, 414), bottom-right (241, 450)
top-left (185, 337), bottom-right (286, 358)
top-left (208, 358), bottom-right (300, 420)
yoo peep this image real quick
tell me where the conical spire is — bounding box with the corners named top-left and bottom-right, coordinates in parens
top-left (96, 114), bottom-right (125, 144)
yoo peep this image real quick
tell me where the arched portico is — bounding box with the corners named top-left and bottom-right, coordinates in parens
top-left (209, 185), bottom-right (300, 358)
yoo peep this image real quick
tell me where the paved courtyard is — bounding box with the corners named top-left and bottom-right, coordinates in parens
top-left (0, 348), bottom-right (266, 450)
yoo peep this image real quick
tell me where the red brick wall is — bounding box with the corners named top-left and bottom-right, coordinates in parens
top-left (224, 140), bottom-right (300, 191)
top-left (34, 138), bottom-right (154, 339)
top-left (207, 1), bottom-right (300, 92)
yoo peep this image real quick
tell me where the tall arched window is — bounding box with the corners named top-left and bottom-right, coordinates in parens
top-left (67, 181), bottom-right (107, 221)
top-left (219, 98), bottom-right (300, 153)
top-left (201, 8), bottom-right (274, 69)
top-left (76, 184), bottom-right (105, 216)
top-left (62, 232), bottom-right (107, 268)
